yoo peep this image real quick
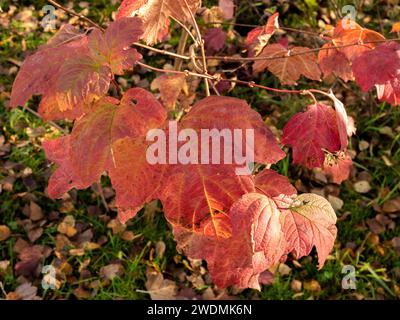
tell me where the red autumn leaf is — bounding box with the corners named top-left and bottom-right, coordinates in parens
top-left (160, 163), bottom-right (255, 237)
top-left (88, 17), bottom-right (144, 74)
top-left (245, 13), bottom-right (279, 57)
top-left (159, 95), bottom-right (284, 235)
top-left (116, 0), bottom-right (201, 45)
top-left (10, 24), bottom-right (88, 114)
top-left (376, 79), bottom-right (400, 105)
top-left (331, 19), bottom-right (385, 62)
top-left (172, 192), bottom-right (286, 290)
top-left (328, 90), bottom-right (355, 150)
top-left (203, 27), bottom-right (227, 55)
top-left (180, 96), bottom-right (285, 165)
top-left (253, 44), bottom-right (321, 85)
top-left (109, 137), bottom-right (166, 223)
top-left (151, 74), bottom-right (186, 110)
top-left (279, 193), bottom-right (337, 267)
top-left (352, 42), bottom-right (400, 105)
top-left (352, 42), bottom-right (400, 91)
top-left (318, 43), bottom-right (354, 82)
top-left (15, 245), bottom-right (44, 277)
top-left (282, 103), bottom-right (341, 169)
top-left (324, 151), bottom-right (353, 184)
top-left (10, 18), bottom-right (143, 120)
top-left (43, 88), bottom-right (167, 202)
top-left (255, 168), bottom-right (297, 198)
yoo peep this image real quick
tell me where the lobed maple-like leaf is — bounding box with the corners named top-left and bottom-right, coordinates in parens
top-left (172, 181), bottom-right (337, 288)
top-left (332, 19), bottom-right (385, 62)
top-left (160, 164), bottom-right (255, 237)
top-left (245, 13), bottom-right (279, 57)
top-left (43, 88), bottom-right (167, 222)
top-left (171, 192), bottom-right (286, 290)
top-left (116, 0), bottom-right (201, 45)
top-left (151, 74), bottom-right (186, 110)
top-left (324, 151), bottom-right (353, 184)
top-left (10, 18), bottom-right (143, 120)
top-left (281, 103), bottom-right (341, 169)
top-left (88, 17), bottom-right (144, 74)
top-left (317, 19), bottom-right (385, 85)
top-left (180, 96), bottom-right (285, 165)
top-left (10, 24), bottom-right (88, 113)
top-left (352, 41), bottom-right (400, 105)
top-left (279, 193), bottom-right (337, 267)
top-left (109, 137), bottom-right (166, 223)
top-left (253, 44), bottom-right (321, 85)
top-left (318, 43), bottom-right (354, 82)
top-left (159, 95), bottom-right (285, 235)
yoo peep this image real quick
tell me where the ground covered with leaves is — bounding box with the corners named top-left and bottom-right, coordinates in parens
top-left (0, 0), bottom-right (399, 300)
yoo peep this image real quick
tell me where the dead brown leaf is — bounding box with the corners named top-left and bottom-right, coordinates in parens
top-left (383, 198), bottom-right (400, 213)
top-left (107, 218), bottom-right (126, 235)
top-left (0, 225), bottom-right (11, 241)
top-left (29, 201), bottom-right (44, 221)
top-left (145, 268), bottom-right (177, 300)
top-left (303, 279), bottom-right (321, 293)
top-left (100, 264), bottom-right (124, 280)
top-left (57, 215), bottom-right (77, 237)
top-left (6, 283), bottom-right (41, 300)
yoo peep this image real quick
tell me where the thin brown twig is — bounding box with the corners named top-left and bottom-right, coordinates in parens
top-left (208, 80), bottom-right (221, 96)
top-left (182, 0), bottom-right (210, 96)
top-left (111, 78), bottom-right (122, 98)
top-left (204, 38), bottom-right (400, 62)
top-left (170, 15), bottom-right (198, 44)
top-left (206, 21), bottom-right (320, 36)
top-left (133, 42), bottom-right (190, 60)
top-left (219, 78), bottom-right (336, 100)
top-left (48, 0), bottom-right (104, 31)
top-left (137, 61), bottom-right (336, 100)
top-left (136, 61), bottom-right (215, 80)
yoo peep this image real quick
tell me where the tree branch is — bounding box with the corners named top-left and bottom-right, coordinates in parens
top-left (204, 38), bottom-right (400, 62)
top-left (133, 42), bottom-right (190, 60)
top-left (48, 0), bottom-right (104, 31)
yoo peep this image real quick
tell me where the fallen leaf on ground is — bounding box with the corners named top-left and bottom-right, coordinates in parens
top-left (353, 181), bottom-right (371, 193)
top-left (145, 268), bottom-right (177, 300)
top-left (57, 215), bottom-right (77, 237)
top-left (100, 264), bottom-right (125, 280)
top-left (0, 225), bottom-right (11, 241)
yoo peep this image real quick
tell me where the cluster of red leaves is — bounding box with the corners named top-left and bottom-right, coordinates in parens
top-left (9, 0), bottom-right (398, 289)
top-left (318, 20), bottom-right (400, 105)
